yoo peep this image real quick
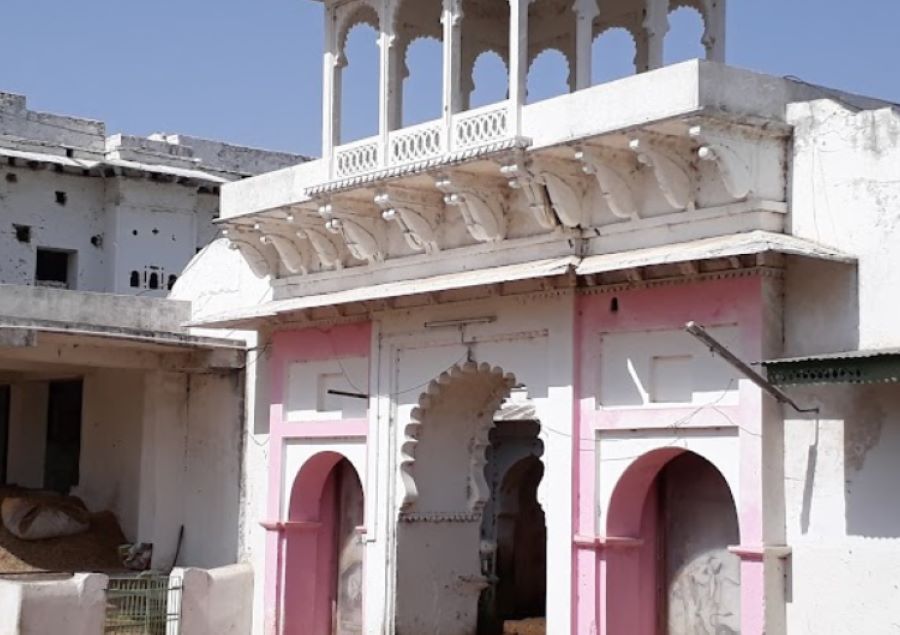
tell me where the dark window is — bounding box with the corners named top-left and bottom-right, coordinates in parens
top-left (148, 272), bottom-right (159, 290)
top-left (130, 271), bottom-right (141, 288)
top-left (35, 249), bottom-right (72, 288)
top-left (167, 274), bottom-right (178, 290)
top-left (55, 191), bottom-right (67, 205)
top-left (44, 380), bottom-right (83, 494)
top-left (13, 224), bottom-right (31, 243)
top-left (4, 173), bottom-right (16, 183)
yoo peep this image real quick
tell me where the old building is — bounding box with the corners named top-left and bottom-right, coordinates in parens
top-left (0, 93), bottom-right (304, 632)
top-left (175, 0), bottom-right (900, 634)
top-left (0, 91), bottom-right (301, 295)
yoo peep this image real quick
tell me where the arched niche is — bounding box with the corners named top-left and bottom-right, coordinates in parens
top-left (664, 4), bottom-right (706, 65)
top-left (460, 0), bottom-right (510, 111)
top-left (337, 4), bottom-right (381, 143)
top-left (526, 48), bottom-right (571, 103)
top-left (527, 0), bottom-right (577, 95)
top-left (605, 448), bottom-right (741, 635)
top-left (395, 0), bottom-right (443, 126)
top-left (282, 452), bottom-right (365, 635)
top-left (469, 50), bottom-right (509, 108)
top-left (395, 361), bottom-right (548, 635)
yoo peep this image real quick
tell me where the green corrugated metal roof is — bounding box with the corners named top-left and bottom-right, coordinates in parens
top-left (763, 348), bottom-right (900, 386)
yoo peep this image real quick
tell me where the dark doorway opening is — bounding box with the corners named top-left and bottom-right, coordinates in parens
top-left (0, 386), bottom-right (9, 485)
top-left (44, 380), bottom-right (83, 494)
top-left (478, 419), bottom-right (546, 635)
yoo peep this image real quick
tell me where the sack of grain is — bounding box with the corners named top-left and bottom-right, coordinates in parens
top-left (1, 496), bottom-right (90, 541)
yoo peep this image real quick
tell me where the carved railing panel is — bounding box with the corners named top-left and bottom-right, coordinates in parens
top-left (452, 102), bottom-right (510, 151)
top-left (334, 136), bottom-right (380, 178)
top-left (389, 120), bottom-right (444, 166)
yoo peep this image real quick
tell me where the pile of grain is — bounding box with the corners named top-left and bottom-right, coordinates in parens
top-left (0, 487), bottom-right (127, 574)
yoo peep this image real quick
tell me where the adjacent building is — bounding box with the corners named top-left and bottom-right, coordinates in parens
top-left (0, 93), bottom-right (302, 585)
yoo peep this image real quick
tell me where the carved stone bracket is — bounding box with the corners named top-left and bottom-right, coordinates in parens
top-left (221, 227), bottom-right (271, 278)
top-left (500, 154), bottom-right (589, 229)
top-left (575, 146), bottom-right (639, 220)
top-left (435, 173), bottom-right (507, 243)
top-left (254, 223), bottom-right (309, 275)
top-left (374, 186), bottom-right (444, 254)
top-left (629, 137), bottom-right (693, 211)
top-left (689, 125), bottom-right (753, 201)
top-left (295, 224), bottom-right (344, 271)
top-left (499, 156), bottom-right (557, 230)
top-left (318, 201), bottom-right (385, 264)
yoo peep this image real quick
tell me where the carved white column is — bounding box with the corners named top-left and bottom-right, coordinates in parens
top-left (643, 0), bottom-right (669, 71)
top-left (322, 5), bottom-right (341, 172)
top-left (574, 0), bottom-right (598, 90)
top-left (703, 0), bottom-right (726, 62)
top-left (442, 0), bottom-right (463, 150)
top-left (508, 0), bottom-right (529, 135)
top-left (378, 0), bottom-right (398, 167)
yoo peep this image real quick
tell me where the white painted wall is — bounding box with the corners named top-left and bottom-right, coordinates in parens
top-left (74, 369), bottom-right (145, 541)
top-left (6, 382), bottom-right (49, 489)
top-left (0, 573), bottom-right (108, 635)
top-left (177, 564), bottom-right (254, 635)
top-left (780, 99), bottom-right (900, 633)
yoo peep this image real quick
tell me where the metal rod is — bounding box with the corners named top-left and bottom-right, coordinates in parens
top-left (685, 321), bottom-right (819, 414)
top-left (326, 389), bottom-right (369, 400)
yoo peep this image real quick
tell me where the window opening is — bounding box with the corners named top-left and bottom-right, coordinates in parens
top-left (664, 7), bottom-right (706, 65)
top-left (35, 248), bottom-right (74, 289)
top-left (592, 28), bottom-right (637, 84)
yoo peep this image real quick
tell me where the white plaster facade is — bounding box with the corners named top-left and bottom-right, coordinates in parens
top-left (0, 285), bottom-right (247, 571)
top-left (169, 2), bottom-right (900, 633)
top-left (0, 91), bottom-right (304, 296)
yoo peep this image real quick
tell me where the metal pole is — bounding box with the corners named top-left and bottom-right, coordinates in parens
top-left (685, 321), bottom-right (819, 414)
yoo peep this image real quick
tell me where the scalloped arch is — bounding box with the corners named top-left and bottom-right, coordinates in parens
top-left (337, 2), bottom-right (381, 63)
top-left (400, 361), bottom-right (518, 511)
top-left (526, 46), bottom-right (572, 83)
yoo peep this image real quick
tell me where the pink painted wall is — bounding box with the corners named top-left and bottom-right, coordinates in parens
top-left (572, 276), bottom-right (769, 635)
top-left (262, 323), bottom-right (371, 635)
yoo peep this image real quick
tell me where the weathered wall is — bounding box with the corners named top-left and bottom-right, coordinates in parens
top-left (177, 564), bottom-right (255, 635)
top-left (0, 573), bottom-right (108, 635)
top-left (780, 99), bottom-right (900, 634)
top-left (182, 372), bottom-right (244, 568)
top-left (75, 369), bottom-right (145, 541)
top-left (788, 99), bottom-right (900, 351)
top-left (6, 381), bottom-right (49, 489)
top-left (0, 90), bottom-right (304, 296)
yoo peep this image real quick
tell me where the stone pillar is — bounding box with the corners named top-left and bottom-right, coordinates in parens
top-left (378, 0), bottom-right (398, 167)
top-left (574, 0), bottom-right (598, 90)
top-left (641, 0), bottom-right (668, 71)
top-left (703, 0), bottom-right (727, 62)
top-left (442, 0), bottom-right (463, 149)
top-left (322, 5), bottom-right (341, 170)
top-left (508, 0), bottom-right (529, 134)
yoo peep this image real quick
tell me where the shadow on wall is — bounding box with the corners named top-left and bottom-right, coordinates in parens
top-left (795, 384), bottom-right (900, 540)
top-left (843, 384), bottom-right (900, 539)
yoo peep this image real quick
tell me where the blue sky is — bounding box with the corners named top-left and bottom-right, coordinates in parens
top-left (1, 1), bottom-right (898, 157)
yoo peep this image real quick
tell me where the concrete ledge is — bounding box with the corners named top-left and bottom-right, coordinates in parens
top-left (0, 573), bottom-right (108, 635)
top-left (177, 564), bottom-right (254, 635)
